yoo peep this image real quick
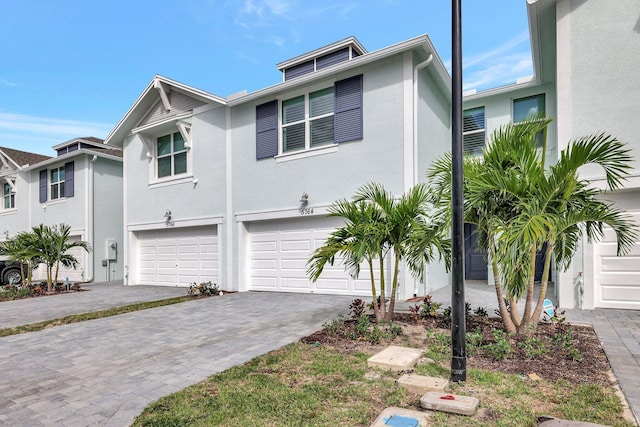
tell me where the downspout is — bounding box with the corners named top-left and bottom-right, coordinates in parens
top-left (86, 154), bottom-right (97, 283)
top-left (412, 52), bottom-right (434, 297)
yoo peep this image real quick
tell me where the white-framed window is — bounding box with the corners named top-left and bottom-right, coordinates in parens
top-left (281, 86), bottom-right (335, 153)
top-left (513, 94), bottom-right (546, 147)
top-left (156, 132), bottom-right (187, 179)
top-left (2, 181), bottom-right (15, 209)
top-left (463, 107), bottom-right (485, 155)
top-left (50, 166), bottom-right (65, 200)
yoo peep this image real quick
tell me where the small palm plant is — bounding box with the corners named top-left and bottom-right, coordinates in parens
top-left (308, 183), bottom-right (450, 321)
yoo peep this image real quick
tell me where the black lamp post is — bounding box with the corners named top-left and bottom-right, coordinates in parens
top-left (450, 0), bottom-right (467, 383)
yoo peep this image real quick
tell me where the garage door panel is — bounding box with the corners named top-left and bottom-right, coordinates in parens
top-left (315, 278), bottom-right (349, 292)
top-left (593, 208), bottom-right (640, 309)
top-left (248, 217), bottom-right (387, 296)
top-left (136, 226), bottom-right (218, 287)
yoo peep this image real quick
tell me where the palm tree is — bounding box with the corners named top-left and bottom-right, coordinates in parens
top-left (428, 118), bottom-right (638, 334)
top-left (0, 232), bottom-right (40, 286)
top-left (31, 224), bottom-right (89, 292)
top-left (308, 183), bottom-right (450, 321)
top-left (307, 199), bottom-right (389, 321)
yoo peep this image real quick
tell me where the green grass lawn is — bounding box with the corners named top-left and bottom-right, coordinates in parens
top-left (132, 340), bottom-right (633, 427)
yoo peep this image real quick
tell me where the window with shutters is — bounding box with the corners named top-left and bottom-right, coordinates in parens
top-left (282, 87), bottom-right (335, 153)
top-left (463, 107), bottom-right (485, 155)
top-left (39, 162), bottom-right (74, 203)
top-left (50, 166), bottom-right (66, 200)
top-left (2, 181), bottom-right (15, 210)
top-left (255, 74), bottom-right (362, 161)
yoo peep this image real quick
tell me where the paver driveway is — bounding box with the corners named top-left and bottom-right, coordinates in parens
top-left (0, 292), bottom-right (352, 426)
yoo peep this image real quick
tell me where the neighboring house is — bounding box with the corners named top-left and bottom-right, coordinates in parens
top-left (0, 138), bottom-right (124, 283)
top-left (105, 35), bottom-right (452, 299)
top-left (462, 0), bottom-right (640, 310)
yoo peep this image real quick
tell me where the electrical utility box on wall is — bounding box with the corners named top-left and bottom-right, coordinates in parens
top-left (106, 239), bottom-right (117, 261)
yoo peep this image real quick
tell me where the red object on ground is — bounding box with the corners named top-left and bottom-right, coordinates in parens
top-left (440, 395), bottom-right (456, 400)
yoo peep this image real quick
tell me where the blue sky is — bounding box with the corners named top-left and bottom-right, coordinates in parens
top-left (0, 1), bottom-right (532, 155)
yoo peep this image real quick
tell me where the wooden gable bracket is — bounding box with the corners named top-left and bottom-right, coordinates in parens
top-left (153, 79), bottom-right (172, 112)
top-left (176, 121), bottom-right (192, 148)
top-left (139, 135), bottom-right (155, 159)
top-left (0, 153), bottom-right (10, 170)
top-left (2, 176), bottom-right (16, 192)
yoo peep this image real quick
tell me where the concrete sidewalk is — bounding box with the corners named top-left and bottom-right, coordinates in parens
top-left (0, 281), bottom-right (185, 329)
top-left (0, 291), bottom-right (352, 426)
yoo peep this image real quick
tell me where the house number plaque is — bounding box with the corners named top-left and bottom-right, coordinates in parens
top-left (299, 208), bottom-right (314, 215)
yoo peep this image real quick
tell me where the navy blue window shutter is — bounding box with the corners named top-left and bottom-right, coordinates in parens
top-left (39, 170), bottom-right (47, 203)
top-left (334, 74), bottom-right (363, 143)
top-left (64, 161), bottom-right (74, 197)
top-left (256, 100), bottom-right (278, 160)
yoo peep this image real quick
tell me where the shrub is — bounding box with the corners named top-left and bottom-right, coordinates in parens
top-left (466, 328), bottom-right (484, 355)
top-left (484, 330), bottom-right (512, 361)
top-left (349, 298), bottom-right (366, 320)
top-left (188, 281), bottom-right (220, 296)
top-left (518, 335), bottom-right (550, 360)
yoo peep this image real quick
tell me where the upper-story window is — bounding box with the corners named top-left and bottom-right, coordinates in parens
top-left (463, 107), bottom-right (485, 155)
top-left (513, 94), bottom-right (546, 147)
top-left (50, 166), bottom-right (65, 200)
top-left (2, 182), bottom-right (15, 209)
top-left (157, 132), bottom-right (187, 178)
top-left (39, 162), bottom-right (74, 203)
top-left (282, 87), bottom-right (335, 153)
top-left (255, 74), bottom-right (363, 160)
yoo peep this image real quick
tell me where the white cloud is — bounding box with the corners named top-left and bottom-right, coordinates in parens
top-left (0, 112), bottom-right (113, 154)
top-left (443, 32), bottom-right (534, 91)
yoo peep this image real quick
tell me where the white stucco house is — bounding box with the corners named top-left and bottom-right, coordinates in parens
top-left (104, 35), bottom-right (452, 299)
top-left (104, 0), bottom-right (639, 311)
top-left (462, 0), bottom-right (640, 310)
top-left (0, 138), bottom-right (124, 283)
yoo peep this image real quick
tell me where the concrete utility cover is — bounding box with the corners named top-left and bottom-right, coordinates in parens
top-left (370, 407), bottom-right (430, 427)
top-left (397, 374), bottom-right (448, 394)
top-left (367, 346), bottom-right (423, 371)
top-left (420, 392), bottom-right (479, 416)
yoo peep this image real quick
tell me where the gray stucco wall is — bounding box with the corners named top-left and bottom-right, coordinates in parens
top-left (565, 0), bottom-right (640, 175)
top-left (123, 106), bottom-right (228, 226)
top-left (93, 157), bottom-right (124, 281)
top-left (230, 54), bottom-right (407, 215)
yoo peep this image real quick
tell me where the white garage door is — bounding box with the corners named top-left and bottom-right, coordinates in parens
top-left (593, 210), bottom-right (640, 309)
top-left (32, 236), bottom-right (86, 283)
top-left (137, 226), bottom-right (218, 287)
top-left (248, 216), bottom-right (387, 295)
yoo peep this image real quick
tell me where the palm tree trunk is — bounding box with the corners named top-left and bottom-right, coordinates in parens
top-left (518, 246), bottom-right (538, 334)
top-left (46, 266), bottom-right (53, 293)
top-left (378, 254), bottom-right (387, 320)
top-left (531, 243), bottom-right (554, 322)
top-left (54, 261), bottom-right (60, 288)
top-left (386, 251), bottom-right (401, 320)
top-left (509, 296), bottom-right (521, 327)
top-left (368, 259), bottom-right (381, 322)
top-left (489, 240), bottom-right (516, 333)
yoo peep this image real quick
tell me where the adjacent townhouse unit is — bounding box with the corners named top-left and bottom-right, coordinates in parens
top-left (105, 35), bottom-right (452, 300)
top-left (0, 138), bottom-right (124, 283)
top-left (105, 0), bottom-right (639, 311)
top-left (462, 0), bottom-right (640, 310)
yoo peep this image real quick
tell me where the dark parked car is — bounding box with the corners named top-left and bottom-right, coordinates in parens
top-left (0, 258), bottom-right (23, 285)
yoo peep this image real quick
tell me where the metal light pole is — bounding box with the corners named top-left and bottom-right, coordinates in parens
top-left (450, 0), bottom-right (467, 383)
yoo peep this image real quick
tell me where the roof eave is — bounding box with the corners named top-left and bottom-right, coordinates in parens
top-left (22, 149), bottom-right (122, 171)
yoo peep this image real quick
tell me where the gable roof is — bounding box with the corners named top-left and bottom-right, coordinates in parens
top-left (0, 146), bottom-right (51, 169)
top-left (104, 75), bottom-right (226, 147)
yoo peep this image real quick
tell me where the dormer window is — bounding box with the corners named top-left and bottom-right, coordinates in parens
top-left (278, 37), bottom-right (366, 81)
